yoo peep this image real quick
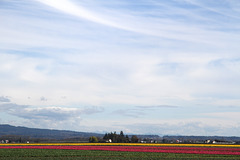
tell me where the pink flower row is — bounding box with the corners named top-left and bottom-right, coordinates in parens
top-left (1, 145), bottom-right (240, 155)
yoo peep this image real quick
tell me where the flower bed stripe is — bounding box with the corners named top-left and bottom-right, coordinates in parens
top-left (1, 145), bottom-right (240, 155)
top-left (1, 143), bottom-right (240, 148)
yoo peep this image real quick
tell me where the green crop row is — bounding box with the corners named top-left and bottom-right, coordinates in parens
top-left (0, 149), bottom-right (240, 160)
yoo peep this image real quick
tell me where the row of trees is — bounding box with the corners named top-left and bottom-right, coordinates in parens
top-left (103, 131), bottom-right (129, 143)
top-left (89, 131), bottom-right (139, 143)
top-left (0, 135), bottom-right (30, 143)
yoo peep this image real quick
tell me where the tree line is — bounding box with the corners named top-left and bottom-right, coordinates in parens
top-left (89, 131), bottom-right (139, 143)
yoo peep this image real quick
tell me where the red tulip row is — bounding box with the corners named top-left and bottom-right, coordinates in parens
top-left (1, 145), bottom-right (240, 155)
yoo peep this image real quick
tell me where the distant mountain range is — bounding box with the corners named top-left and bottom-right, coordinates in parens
top-left (0, 124), bottom-right (103, 140)
top-left (1, 124), bottom-right (240, 143)
top-left (163, 135), bottom-right (240, 143)
top-left (0, 124), bottom-right (161, 141)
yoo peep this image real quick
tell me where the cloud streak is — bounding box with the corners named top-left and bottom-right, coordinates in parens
top-left (183, 0), bottom-right (240, 19)
top-left (37, 0), bottom-right (130, 30)
top-left (36, 0), bottom-right (240, 44)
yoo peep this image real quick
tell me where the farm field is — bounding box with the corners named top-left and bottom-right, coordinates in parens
top-left (1, 143), bottom-right (240, 160)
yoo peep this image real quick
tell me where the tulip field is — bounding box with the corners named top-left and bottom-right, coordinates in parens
top-left (1, 143), bottom-right (240, 159)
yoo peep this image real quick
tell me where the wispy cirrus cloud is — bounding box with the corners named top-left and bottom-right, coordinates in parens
top-left (183, 0), bottom-right (240, 19)
top-left (36, 0), bottom-right (240, 44)
top-left (37, 0), bottom-right (126, 30)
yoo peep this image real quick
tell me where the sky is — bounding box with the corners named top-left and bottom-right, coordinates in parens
top-left (0, 0), bottom-right (240, 136)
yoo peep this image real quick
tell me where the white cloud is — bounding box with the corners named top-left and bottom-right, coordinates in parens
top-left (136, 105), bottom-right (179, 109)
top-left (8, 105), bottom-right (104, 121)
top-left (0, 0), bottom-right (240, 135)
top-left (40, 97), bottom-right (48, 101)
top-left (0, 101), bottom-right (104, 130)
top-left (76, 117), bottom-right (240, 136)
top-left (204, 112), bottom-right (240, 121)
top-left (0, 96), bottom-right (11, 102)
top-left (0, 103), bottom-right (28, 112)
top-left (212, 99), bottom-right (240, 107)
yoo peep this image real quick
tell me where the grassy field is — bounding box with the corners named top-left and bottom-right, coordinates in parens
top-left (1, 148), bottom-right (240, 160)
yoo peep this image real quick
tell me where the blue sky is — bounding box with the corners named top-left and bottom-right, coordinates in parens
top-left (0, 0), bottom-right (240, 136)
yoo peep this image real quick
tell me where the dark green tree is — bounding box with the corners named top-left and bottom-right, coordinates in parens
top-left (103, 131), bottom-right (130, 143)
top-left (125, 135), bottom-right (130, 143)
top-left (118, 131), bottom-right (125, 142)
top-left (131, 135), bottom-right (139, 143)
top-left (89, 136), bottom-right (98, 143)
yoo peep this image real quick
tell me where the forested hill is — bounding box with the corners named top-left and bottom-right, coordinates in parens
top-left (0, 124), bottom-right (103, 140)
